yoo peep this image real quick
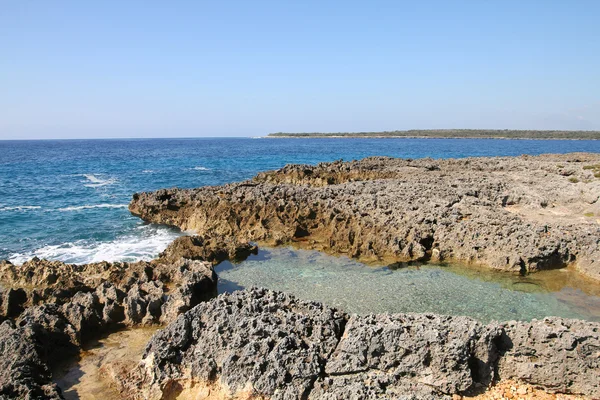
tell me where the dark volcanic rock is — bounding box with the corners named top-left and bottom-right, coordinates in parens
top-left (130, 153), bottom-right (600, 281)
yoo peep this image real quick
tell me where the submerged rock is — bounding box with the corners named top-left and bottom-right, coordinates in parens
top-left (130, 153), bottom-right (600, 281)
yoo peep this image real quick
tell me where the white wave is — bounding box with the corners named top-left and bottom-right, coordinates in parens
top-left (142, 170), bottom-right (155, 173)
top-left (82, 174), bottom-right (117, 188)
top-left (8, 225), bottom-right (182, 265)
top-left (0, 205), bottom-right (41, 212)
top-left (58, 204), bottom-right (129, 212)
top-left (192, 166), bottom-right (211, 171)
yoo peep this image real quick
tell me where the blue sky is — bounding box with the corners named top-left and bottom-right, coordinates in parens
top-left (1, 1), bottom-right (599, 139)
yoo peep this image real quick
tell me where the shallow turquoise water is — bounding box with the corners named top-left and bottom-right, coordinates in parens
top-left (216, 247), bottom-right (600, 323)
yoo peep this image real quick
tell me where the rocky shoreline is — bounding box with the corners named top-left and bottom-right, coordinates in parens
top-left (111, 288), bottom-right (600, 399)
top-left (130, 153), bottom-right (600, 281)
top-left (1, 153), bottom-right (600, 399)
top-left (0, 235), bottom-right (254, 399)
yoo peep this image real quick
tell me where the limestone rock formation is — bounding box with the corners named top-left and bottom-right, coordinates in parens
top-left (0, 235), bottom-right (257, 399)
top-left (157, 234), bottom-right (257, 265)
top-left (497, 318), bottom-right (600, 396)
top-left (115, 288), bottom-right (600, 399)
top-left (0, 257), bottom-right (216, 325)
top-left (129, 154), bottom-right (600, 281)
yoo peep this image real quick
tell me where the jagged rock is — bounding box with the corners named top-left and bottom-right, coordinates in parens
top-left (497, 318), bottom-right (600, 397)
top-left (311, 314), bottom-right (502, 399)
top-left (118, 288), bottom-right (347, 400)
top-left (157, 234), bottom-right (258, 264)
top-left (130, 153), bottom-right (600, 281)
top-left (0, 257), bottom-right (217, 323)
top-left (114, 289), bottom-right (600, 400)
top-left (0, 321), bottom-right (63, 399)
top-left (0, 238), bottom-right (244, 399)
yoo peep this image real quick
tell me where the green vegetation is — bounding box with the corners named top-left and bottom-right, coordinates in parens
top-left (584, 212), bottom-right (595, 217)
top-left (583, 164), bottom-right (600, 178)
top-left (569, 177), bottom-right (580, 183)
top-left (268, 129), bottom-right (600, 140)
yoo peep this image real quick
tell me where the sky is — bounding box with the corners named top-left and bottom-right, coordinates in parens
top-left (1, 1), bottom-right (599, 139)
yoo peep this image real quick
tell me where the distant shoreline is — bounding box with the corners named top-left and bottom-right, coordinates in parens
top-left (267, 129), bottom-right (600, 140)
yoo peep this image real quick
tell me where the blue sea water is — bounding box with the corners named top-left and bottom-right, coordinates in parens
top-left (1, 137), bottom-right (600, 264)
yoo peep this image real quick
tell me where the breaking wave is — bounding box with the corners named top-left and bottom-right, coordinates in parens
top-left (58, 204), bottom-right (129, 212)
top-left (8, 225), bottom-right (182, 265)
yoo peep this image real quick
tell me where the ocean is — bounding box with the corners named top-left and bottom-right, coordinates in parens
top-left (2, 137), bottom-right (600, 264)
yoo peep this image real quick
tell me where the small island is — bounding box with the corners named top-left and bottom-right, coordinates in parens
top-left (268, 129), bottom-right (600, 140)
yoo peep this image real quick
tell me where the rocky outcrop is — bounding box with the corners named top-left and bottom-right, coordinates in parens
top-left (0, 257), bottom-right (216, 325)
top-left (115, 288), bottom-right (600, 399)
top-left (0, 321), bottom-right (63, 399)
top-left (0, 235), bottom-right (256, 399)
top-left (129, 153), bottom-right (600, 280)
top-left (157, 234), bottom-right (257, 265)
top-left (497, 318), bottom-right (600, 396)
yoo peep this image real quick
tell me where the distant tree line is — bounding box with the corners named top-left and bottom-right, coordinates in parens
top-left (268, 129), bottom-right (600, 140)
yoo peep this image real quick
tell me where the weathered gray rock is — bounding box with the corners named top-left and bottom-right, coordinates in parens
top-left (120, 288), bottom-right (347, 400)
top-left (114, 289), bottom-right (600, 400)
top-left (130, 153), bottom-right (600, 281)
top-left (497, 318), bottom-right (600, 397)
top-left (0, 257), bottom-right (217, 325)
top-left (311, 313), bottom-right (502, 399)
top-left (0, 233), bottom-right (257, 399)
top-left (0, 321), bottom-right (63, 399)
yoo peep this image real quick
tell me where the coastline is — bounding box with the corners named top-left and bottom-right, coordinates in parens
top-left (265, 135), bottom-right (600, 140)
top-left (2, 153), bottom-right (600, 399)
top-left (130, 153), bottom-right (600, 282)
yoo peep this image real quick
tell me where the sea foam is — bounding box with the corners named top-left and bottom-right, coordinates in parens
top-left (8, 225), bottom-right (181, 265)
top-left (82, 174), bottom-right (117, 188)
top-left (58, 204), bottom-right (129, 212)
top-left (0, 206), bottom-right (41, 212)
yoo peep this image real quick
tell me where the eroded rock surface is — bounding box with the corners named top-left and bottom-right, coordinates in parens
top-left (129, 153), bottom-right (600, 281)
top-left (115, 289), bottom-right (600, 399)
top-left (497, 318), bottom-right (600, 396)
top-left (117, 288), bottom-right (346, 400)
top-left (157, 234), bottom-right (257, 265)
top-left (0, 235), bottom-right (255, 399)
